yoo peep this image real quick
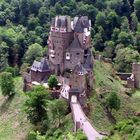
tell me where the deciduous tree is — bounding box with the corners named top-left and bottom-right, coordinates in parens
top-left (25, 86), bottom-right (52, 124)
top-left (106, 92), bottom-right (120, 111)
top-left (48, 75), bottom-right (58, 89)
top-left (48, 99), bottom-right (67, 127)
top-left (24, 43), bottom-right (43, 64)
top-left (0, 72), bottom-right (15, 96)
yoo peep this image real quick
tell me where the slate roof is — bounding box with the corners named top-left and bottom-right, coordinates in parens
top-left (73, 16), bottom-right (90, 33)
top-left (56, 16), bottom-right (67, 28)
top-left (80, 16), bottom-right (89, 28)
top-left (83, 49), bottom-right (93, 70)
top-left (73, 63), bottom-right (87, 75)
top-left (31, 58), bottom-right (50, 72)
top-left (60, 16), bottom-right (67, 27)
top-left (69, 88), bottom-right (83, 94)
top-left (68, 36), bottom-right (83, 50)
top-left (57, 18), bottom-right (61, 27)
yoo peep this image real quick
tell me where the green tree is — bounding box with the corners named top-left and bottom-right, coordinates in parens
top-left (55, 2), bottom-right (62, 14)
top-left (107, 10), bottom-right (120, 28)
top-left (93, 26), bottom-right (105, 51)
top-left (48, 99), bottom-right (67, 127)
top-left (111, 28), bottom-right (121, 42)
top-left (134, 32), bottom-right (140, 52)
top-left (130, 12), bottom-right (138, 31)
top-left (134, 0), bottom-right (140, 21)
top-left (95, 0), bottom-right (106, 10)
top-left (24, 43), bottom-right (43, 64)
top-left (103, 41), bottom-right (115, 58)
top-left (27, 130), bottom-right (46, 140)
top-left (0, 72), bottom-right (15, 96)
top-left (106, 92), bottom-right (120, 111)
top-left (29, 0), bottom-right (42, 15)
top-left (20, 63), bottom-right (29, 74)
top-left (117, 31), bottom-right (133, 46)
top-left (20, 0), bottom-right (30, 17)
top-left (0, 42), bottom-right (9, 72)
top-left (27, 31), bottom-right (43, 45)
top-left (25, 86), bottom-right (52, 124)
top-left (95, 12), bottom-right (106, 29)
top-left (121, 17), bottom-right (130, 32)
top-left (28, 16), bottom-right (39, 30)
top-left (105, 118), bottom-right (140, 139)
top-left (38, 7), bottom-right (48, 24)
top-left (114, 48), bottom-right (140, 72)
top-left (48, 75), bottom-right (58, 89)
top-left (11, 0), bottom-right (20, 23)
top-left (66, 130), bottom-right (87, 140)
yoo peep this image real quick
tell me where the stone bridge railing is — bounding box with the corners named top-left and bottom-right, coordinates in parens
top-left (70, 102), bottom-right (103, 140)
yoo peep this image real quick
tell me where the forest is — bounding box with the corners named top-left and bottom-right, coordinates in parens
top-left (0, 0), bottom-right (140, 140)
top-left (0, 0), bottom-right (140, 73)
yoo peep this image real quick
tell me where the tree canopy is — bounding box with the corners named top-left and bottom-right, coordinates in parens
top-left (0, 72), bottom-right (15, 96)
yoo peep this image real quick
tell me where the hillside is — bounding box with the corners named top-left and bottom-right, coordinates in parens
top-left (0, 77), bottom-right (32, 140)
top-left (89, 61), bottom-right (140, 138)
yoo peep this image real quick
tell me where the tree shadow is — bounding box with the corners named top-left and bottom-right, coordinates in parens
top-left (105, 107), bottom-right (116, 124)
top-left (0, 94), bottom-right (15, 116)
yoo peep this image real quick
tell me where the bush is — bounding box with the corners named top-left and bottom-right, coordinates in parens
top-left (27, 131), bottom-right (46, 140)
top-left (24, 86), bottom-right (52, 124)
top-left (0, 72), bottom-right (15, 96)
top-left (48, 75), bottom-right (58, 89)
top-left (5, 66), bottom-right (19, 77)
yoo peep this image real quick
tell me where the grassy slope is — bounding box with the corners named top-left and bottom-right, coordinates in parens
top-left (0, 77), bottom-right (32, 140)
top-left (89, 61), bottom-right (140, 133)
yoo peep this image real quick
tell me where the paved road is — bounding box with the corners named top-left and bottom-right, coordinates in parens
top-left (71, 103), bottom-right (103, 140)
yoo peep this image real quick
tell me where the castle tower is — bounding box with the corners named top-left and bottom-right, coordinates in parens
top-left (69, 63), bottom-right (87, 91)
top-left (48, 16), bottom-right (73, 75)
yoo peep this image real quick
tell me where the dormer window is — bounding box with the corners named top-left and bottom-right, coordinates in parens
top-left (50, 49), bottom-right (55, 58)
top-left (79, 72), bottom-right (84, 75)
top-left (66, 52), bottom-right (70, 60)
top-left (60, 27), bottom-right (66, 33)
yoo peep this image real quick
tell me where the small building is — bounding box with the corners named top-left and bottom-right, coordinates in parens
top-left (30, 58), bottom-right (51, 83)
top-left (23, 58), bottom-right (51, 91)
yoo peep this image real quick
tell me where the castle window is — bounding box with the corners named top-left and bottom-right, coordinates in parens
top-left (50, 49), bottom-right (55, 58)
top-left (66, 52), bottom-right (70, 60)
top-left (76, 52), bottom-right (80, 55)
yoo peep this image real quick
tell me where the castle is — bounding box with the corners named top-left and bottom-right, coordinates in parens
top-left (23, 16), bottom-right (94, 102)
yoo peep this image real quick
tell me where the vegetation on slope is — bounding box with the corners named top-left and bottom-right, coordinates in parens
top-left (0, 76), bottom-right (78, 140)
top-left (0, 77), bottom-right (32, 140)
top-left (89, 61), bottom-right (140, 135)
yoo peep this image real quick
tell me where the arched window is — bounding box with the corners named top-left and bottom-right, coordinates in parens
top-left (66, 52), bottom-right (70, 60)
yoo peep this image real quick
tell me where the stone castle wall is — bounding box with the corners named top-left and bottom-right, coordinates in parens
top-left (132, 63), bottom-right (140, 88)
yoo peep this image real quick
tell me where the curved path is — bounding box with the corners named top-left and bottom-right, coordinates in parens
top-left (71, 102), bottom-right (103, 140)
